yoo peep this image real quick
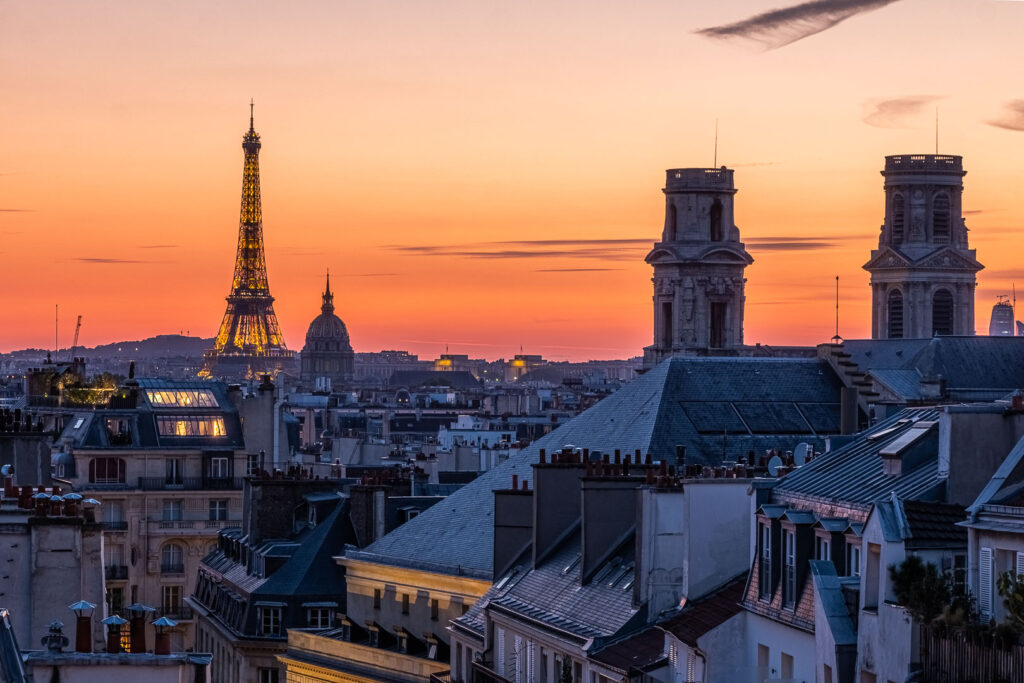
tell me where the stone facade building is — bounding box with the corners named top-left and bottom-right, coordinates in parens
top-left (644, 167), bottom-right (753, 368)
top-left (300, 274), bottom-right (355, 390)
top-left (863, 154), bottom-right (984, 339)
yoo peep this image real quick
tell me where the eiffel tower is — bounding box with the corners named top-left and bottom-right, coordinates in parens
top-left (200, 104), bottom-right (295, 379)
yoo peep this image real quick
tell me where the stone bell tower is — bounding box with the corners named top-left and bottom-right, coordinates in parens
top-left (863, 154), bottom-right (983, 339)
top-left (643, 167), bottom-right (753, 368)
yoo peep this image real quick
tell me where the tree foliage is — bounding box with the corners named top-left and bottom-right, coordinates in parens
top-left (889, 555), bottom-right (950, 623)
top-left (997, 570), bottom-right (1024, 630)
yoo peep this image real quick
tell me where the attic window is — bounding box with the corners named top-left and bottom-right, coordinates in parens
top-left (73, 418), bottom-right (85, 429)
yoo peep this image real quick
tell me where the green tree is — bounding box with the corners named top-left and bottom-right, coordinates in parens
top-left (889, 556), bottom-right (950, 623)
top-left (558, 656), bottom-right (573, 683)
top-left (997, 570), bottom-right (1024, 630)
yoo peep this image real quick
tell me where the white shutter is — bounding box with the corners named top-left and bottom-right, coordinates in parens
top-left (514, 635), bottom-right (523, 683)
top-left (1016, 551), bottom-right (1024, 578)
top-left (980, 547), bottom-right (994, 618)
top-left (497, 627), bottom-right (505, 676)
top-left (685, 652), bottom-right (696, 682)
top-left (527, 641), bottom-right (535, 683)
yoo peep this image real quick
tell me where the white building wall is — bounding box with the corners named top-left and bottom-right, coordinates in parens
top-left (744, 613), bottom-right (816, 683)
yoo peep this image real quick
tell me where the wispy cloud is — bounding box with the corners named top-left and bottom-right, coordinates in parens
top-left (534, 268), bottom-right (625, 273)
top-left (745, 235), bottom-right (870, 251)
top-left (336, 272), bottom-right (400, 278)
top-left (76, 257), bottom-right (153, 264)
top-left (0, 208), bottom-right (31, 212)
top-left (988, 101), bottom-right (1024, 132)
top-left (696, 0), bottom-right (902, 50)
top-left (863, 95), bottom-right (942, 129)
top-left (385, 238), bottom-right (649, 262)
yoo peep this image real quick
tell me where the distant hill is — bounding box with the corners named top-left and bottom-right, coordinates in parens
top-left (5, 334), bottom-right (214, 359)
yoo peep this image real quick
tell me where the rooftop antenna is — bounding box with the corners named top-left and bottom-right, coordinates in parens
top-left (713, 119), bottom-right (719, 167)
top-left (249, 99), bottom-right (255, 131)
top-left (831, 276), bottom-right (842, 343)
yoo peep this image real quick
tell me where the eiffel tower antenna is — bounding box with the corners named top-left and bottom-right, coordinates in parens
top-left (714, 119), bottom-right (719, 167)
top-left (200, 104), bottom-right (293, 378)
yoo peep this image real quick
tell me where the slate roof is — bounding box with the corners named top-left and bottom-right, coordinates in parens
top-left (659, 574), bottom-right (746, 647)
top-left (872, 497), bottom-right (967, 549)
top-left (487, 533), bottom-right (640, 641)
top-left (809, 561), bottom-right (856, 647)
top-left (772, 407), bottom-right (946, 511)
top-left (255, 501), bottom-right (351, 597)
top-left (845, 337), bottom-right (1024, 402)
top-left (347, 356), bottom-right (844, 579)
top-left (588, 625), bottom-right (666, 674)
top-left (59, 379), bottom-right (245, 450)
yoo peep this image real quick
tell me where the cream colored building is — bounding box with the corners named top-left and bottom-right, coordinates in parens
top-left (279, 557), bottom-right (490, 683)
top-left (56, 379), bottom-right (255, 650)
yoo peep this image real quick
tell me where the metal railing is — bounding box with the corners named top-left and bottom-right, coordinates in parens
top-left (105, 565), bottom-right (128, 580)
top-left (101, 521), bottom-right (128, 531)
top-left (161, 563), bottom-right (185, 574)
top-left (157, 605), bottom-right (194, 621)
top-left (152, 518), bottom-right (239, 531)
top-left (138, 477), bottom-right (243, 491)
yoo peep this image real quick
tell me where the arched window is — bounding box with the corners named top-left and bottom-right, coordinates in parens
top-left (161, 543), bottom-right (184, 573)
top-left (667, 202), bottom-right (678, 242)
top-left (892, 193), bottom-right (905, 244)
top-left (710, 198), bottom-right (724, 241)
top-left (887, 290), bottom-right (904, 339)
top-left (89, 457), bottom-right (126, 484)
top-left (932, 289), bottom-right (954, 336)
top-left (932, 193), bottom-right (950, 243)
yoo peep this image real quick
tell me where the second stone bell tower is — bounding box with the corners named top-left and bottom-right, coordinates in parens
top-left (643, 167), bottom-right (753, 368)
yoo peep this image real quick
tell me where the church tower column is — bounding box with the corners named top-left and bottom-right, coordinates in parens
top-left (863, 154), bottom-right (983, 339)
top-left (643, 167), bottom-right (753, 368)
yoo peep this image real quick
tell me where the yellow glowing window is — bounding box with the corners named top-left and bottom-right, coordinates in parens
top-left (157, 417), bottom-right (227, 438)
top-left (146, 390), bottom-right (217, 408)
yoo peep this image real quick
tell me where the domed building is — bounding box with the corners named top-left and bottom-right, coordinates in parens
top-left (300, 273), bottom-right (354, 389)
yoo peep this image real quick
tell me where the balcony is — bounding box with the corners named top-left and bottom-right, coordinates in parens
top-left (150, 518), bottom-right (240, 535)
top-left (105, 565), bottom-right (128, 581)
top-left (157, 605), bottom-right (194, 621)
top-left (161, 563), bottom-right (185, 575)
top-left (138, 477), bottom-right (244, 491)
top-left (101, 521), bottom-right (128, 531)
top-left (431, 672), bottom-right (452, 683)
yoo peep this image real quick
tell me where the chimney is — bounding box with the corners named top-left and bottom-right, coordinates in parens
top-left (531, 455), bottom-right (586, 567)
top-left (580, 471), bottom-right (642, 582)
top-left (493, 481), bottom-right (534, 578)
top-left (127, 604), bottom-right (154, 652)
top-left (840, 387), bottom-right (859, 435)
top-left (153, 617), bottom-right (177, 655)
top-left (69, 601), bottom-right (96, 653)
top-left (103, 615), bottom-right (126, 653)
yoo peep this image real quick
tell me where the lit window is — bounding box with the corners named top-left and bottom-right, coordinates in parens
top-left (146, 389), bottom-right (218, 408)
top-left (157, 416), bottom-right (227, 437)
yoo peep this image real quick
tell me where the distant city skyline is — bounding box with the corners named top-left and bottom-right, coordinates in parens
top-left (2, 0), bottom-right (1023, 360)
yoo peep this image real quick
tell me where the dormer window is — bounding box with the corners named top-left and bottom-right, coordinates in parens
top-left (782, 529), bottom-right (797, 608)
top-left (847, 541), bottom-right (862, 577)
top-left (759, 523), bottom-right (772, 601)
top-left (815, 535), bottom-right (831, 562)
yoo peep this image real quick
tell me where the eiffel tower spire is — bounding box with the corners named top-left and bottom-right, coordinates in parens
top-left (200, 104), bottom-right (294, 378)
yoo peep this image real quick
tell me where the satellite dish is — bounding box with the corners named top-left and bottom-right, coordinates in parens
top-left (767, 455), bottom-right (783, 477)
top-left (793, 443), bottom-right (809, 467)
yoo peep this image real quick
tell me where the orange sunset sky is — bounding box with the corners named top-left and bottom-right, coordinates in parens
top-left (2, 0), bottom-right (1023, 361)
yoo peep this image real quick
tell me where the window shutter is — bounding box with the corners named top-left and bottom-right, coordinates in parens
top-left (514, 635), bottom-right (523, 683)
top-left (686, 652), bottom-right (696, 682)
top-left (527, 640), bottom-right (535, 683)
top-left (496, 627), bottom-right (505, 676)
top-left (1016, 551), bottom-right (1024, 578)
top-left (980, 547), bottom-right (994, 618)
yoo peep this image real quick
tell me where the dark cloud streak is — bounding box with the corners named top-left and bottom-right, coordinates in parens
top-left (863, 95), bottom-right (942, 129)
top-left (696, 0), bottom-right (902, 50)
top-left (988, 101), bottom-right (1024, 132)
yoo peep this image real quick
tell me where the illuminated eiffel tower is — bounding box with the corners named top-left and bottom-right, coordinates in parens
top-left (200, 104), bottom-right (295, 379)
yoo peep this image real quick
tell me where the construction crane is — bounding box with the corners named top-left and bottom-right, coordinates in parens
top-left (69, 315), bottom-right (82, 361)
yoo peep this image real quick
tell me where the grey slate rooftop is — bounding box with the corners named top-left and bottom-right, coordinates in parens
top-left (345, 356), bottom-right (844, 579)
top-left (773, 407), bottom-right (945, 511)
top-left (845, 336), bottom-right (1024, 402)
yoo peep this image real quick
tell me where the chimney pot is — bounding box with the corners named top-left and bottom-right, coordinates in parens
top-left (512, 474), bottom-right (518, 490)
top-left (539, 449), bottom-right (546, 464)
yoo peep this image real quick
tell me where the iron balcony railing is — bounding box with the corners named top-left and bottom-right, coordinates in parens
top-left (153, 519), bottom-right (239, 531)
top-left (138, 477), bottom-right (244, 491)
top-left (101, 521), bottom-right (128, 531)
top-left (161, 563), bottom-right (185, 575)
top-left (157, 605), bottom-right (194, 621)
top-left (105, 565), bottom-right (128, 581)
